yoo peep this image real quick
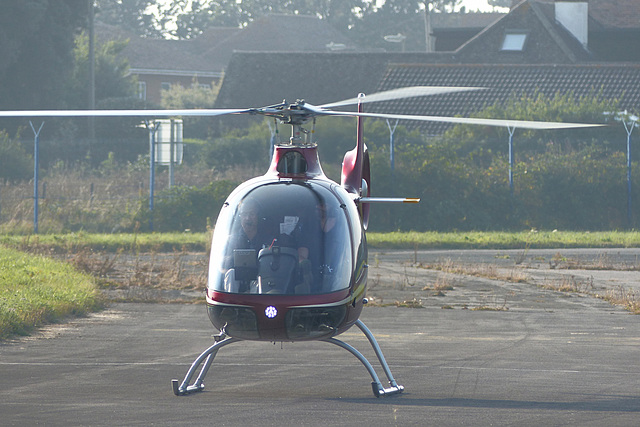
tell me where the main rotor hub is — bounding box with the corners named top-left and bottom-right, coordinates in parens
top-left (256, 100), bottom-right (319, 146)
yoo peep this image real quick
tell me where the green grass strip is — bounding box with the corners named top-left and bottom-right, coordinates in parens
top-left (367, 230), bottom-right (640, 250)
top-left (0, 232), bottom-right (210, 253)
top-left (0, 246), bottom-right (104, 340)
top-left (1, 230), bottom-right (640, 254)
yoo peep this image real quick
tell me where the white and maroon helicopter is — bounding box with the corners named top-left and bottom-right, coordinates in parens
top-left (0, 86), bottom-right (601, 397)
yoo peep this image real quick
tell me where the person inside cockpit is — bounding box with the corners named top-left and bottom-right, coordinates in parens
top-left (294, 200), bottom-right (344, 293)
top-left (223, 199), bottom-right (274, 292)
top-left (228, 199), bottom-right (273, 253)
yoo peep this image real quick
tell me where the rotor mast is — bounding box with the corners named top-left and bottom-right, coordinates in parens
top-left (255, 99), bottom-right (317, 146)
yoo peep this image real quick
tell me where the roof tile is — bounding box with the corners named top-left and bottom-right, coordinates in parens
top-left (375, 63), bottom-right (640, 135)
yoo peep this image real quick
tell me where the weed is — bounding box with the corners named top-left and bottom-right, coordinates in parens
top-left (423, 274), bottom-right (455, 294)
top-left (424, 259), bottom-right (530, 283)
top-left (471, 305), bottom-right (509, 311)
top-left (394, 298), bottom-right (424, 308)
top-left (599, 286), bottom-right (640, 314)
top-left (471, 295), bottom-right (509, 311)
top-left (542, 276), bottom-right (594, 293)
top-left (549, 252), bottom-right (568, 269)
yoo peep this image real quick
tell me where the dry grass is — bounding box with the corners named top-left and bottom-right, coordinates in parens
top-left (549, 252), bottom-right (640, 271)
top-left (394, 298), bottom-right (424, 308)
top-left (541, 275), bottom-right (594, 293)
top-left (598, 286), bottom-right (640, 314)
top-left (422, 274), bottom-right (456, 296)
top-left (542, 275), bottom-right (640, 314)
top-left (0, 162), bottom-right (238, 234)
top-left (423, 259), bottom-right (531, 283)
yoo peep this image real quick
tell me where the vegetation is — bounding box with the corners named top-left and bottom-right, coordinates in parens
top-left (160, 78), bottom-right (222, 140)
top-left (1, 226), bottom-right (637, 341)
top-left (0, 130), bottom-right (32, 181)
top-left (369, 230), bottom-right (640, 249)
top-left (1, 230), bottom-right (638, 254)
top-left (162, 0), bottom-right (463, 49)
top-left (0, 1), bottom-right (88, 113)
top-left (0, 246), bottom-right (104, 340)
top-left (0, 2), bottom-right (637, 232)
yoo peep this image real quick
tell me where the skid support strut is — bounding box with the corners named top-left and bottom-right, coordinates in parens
top-left (324, 319), bottom-right (404, 397)
top-left (172, 336), bottom-right (241, 396)
top-left (172, 320), bottom-right (403, 397)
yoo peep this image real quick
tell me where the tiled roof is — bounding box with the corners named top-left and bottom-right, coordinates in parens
top-left (431, 12), bottom-right (506, 30)
top-left (589, 0), bottom-right (640, 30)
top-left (214, 51), bottom-right (438, 109)
top-left (454, 0), bottom-right (592, 64)
top-left (95, 22), bottom-right (216, 75)
top-left (97, 14), bottom-right (356, 76)
top-left (373, 63), bottom-right (640, 135)
top-left (201, 14), bottom-right (359, 73)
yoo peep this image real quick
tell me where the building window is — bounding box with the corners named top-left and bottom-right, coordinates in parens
top-left (501, 32), bottom-right (528, 51)
top-left (137, 81), bottom-right (147, 100)
top-left (161, 82), bottom-right (172, 92)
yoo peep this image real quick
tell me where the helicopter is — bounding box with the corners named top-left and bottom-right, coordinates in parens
top-left (0, 86), bottom-right (603, 398)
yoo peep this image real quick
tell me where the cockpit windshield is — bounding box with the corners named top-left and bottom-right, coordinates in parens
top-left (208, 181), bottom-right (353, 295)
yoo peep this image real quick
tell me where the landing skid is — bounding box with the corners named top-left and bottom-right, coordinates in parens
top-left (324, 319), bottom-right (404, 397)
top-left (172, 319), bottom-right (403, 398)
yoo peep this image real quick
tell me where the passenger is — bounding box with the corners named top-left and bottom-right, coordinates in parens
top-left (295, 201), bottom-right (344, 293)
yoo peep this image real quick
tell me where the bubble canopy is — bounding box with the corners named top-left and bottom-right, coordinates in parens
top-left (208, 180), bottom-right (355, 295)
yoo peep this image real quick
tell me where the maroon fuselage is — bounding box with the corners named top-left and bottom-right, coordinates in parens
top-left (206, 143), bottom-right (368, 342)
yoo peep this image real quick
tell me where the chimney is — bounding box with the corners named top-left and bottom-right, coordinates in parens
top-left (555, 1), bottom-right (589, 48)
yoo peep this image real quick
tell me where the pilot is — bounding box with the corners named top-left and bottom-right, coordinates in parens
top-left (223, 199), bottom-right (273, 292)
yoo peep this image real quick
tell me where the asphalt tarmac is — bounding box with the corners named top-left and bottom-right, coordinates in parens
top-left (1, 249), bottom-right (639, 426)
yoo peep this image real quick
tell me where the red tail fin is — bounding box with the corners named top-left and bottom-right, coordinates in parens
top-left (341, 94), bottom-right (371, 228)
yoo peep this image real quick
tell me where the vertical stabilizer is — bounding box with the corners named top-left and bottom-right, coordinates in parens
top-left (341, 94), bottom-right (371, 228)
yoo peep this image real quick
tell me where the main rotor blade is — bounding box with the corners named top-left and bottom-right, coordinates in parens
top-left (0, 108), bottom-right (251, 118)
top-left (321, 110), bottom-right (605, 130)
top-left (320, 86), bottom-right (482, 109)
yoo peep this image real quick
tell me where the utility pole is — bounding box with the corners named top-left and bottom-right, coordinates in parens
top-left (88, 0), bottom-right (96, 141)
top-left (623, 118), bottom-right (637, 227)
top-left (30, 122), bottom-right (45, 234)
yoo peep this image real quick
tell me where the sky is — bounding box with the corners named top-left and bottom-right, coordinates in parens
top-left (456, 0), bottom-right (508, 12)
top-left (154, 1), bottom-right (509, 15)
top-left (152, 0), bottom-right (509, 34)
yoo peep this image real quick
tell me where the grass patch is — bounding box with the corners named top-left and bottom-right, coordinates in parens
top-left (0, 246), bottom-right (104, 340)
top-left (0, 232), bottom-right (210, 254)
top-left (0, 230), bottom-right (638, 254)
top-left (367, 231), bottom-right (640, 250)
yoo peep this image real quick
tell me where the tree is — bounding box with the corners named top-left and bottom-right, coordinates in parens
top-left (161, 78), bottom-right (222, 138)
top-left (441, 90), bottom-right (618, 159)
top-left (169, 0), bottom-right (369, 39)
top-left (0, 0), bottom-right (88, 111)
top-left (487, 0), bottom-right (512, 9)
top-left (39, 31), bottom-right (146, 167)
top-left (94, 0), bottom-right (163, 38)
top-left (0, 131), bottom-right (31, 182)
top-left (350, 0), bottom-right (461, 51)
top-left (67, 32), bottom-right (137, 109)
